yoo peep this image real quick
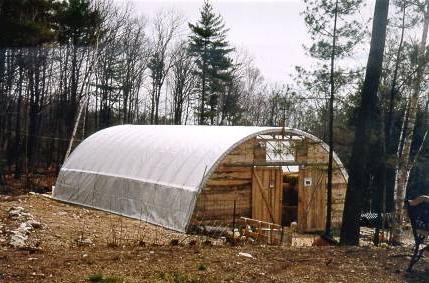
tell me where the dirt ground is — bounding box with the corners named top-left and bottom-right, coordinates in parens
top-left (0, 194), bottom-right (428, 283)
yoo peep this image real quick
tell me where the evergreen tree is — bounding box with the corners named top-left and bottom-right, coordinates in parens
top-left (57, 0), bottom-right (104, 152)
top-left (0, 0), bottom-right (61, 47)
top-left (188, 0), bottom-right (234, 125)
top-left (57, 0), bottom-right (102, 46)
top-left (0, 0), bottom-right (63, 179)
top-left (303, 0), bottom-right (365, 61)
top-left (303, 0), bottom-right (365, 237)
top-left (341, 0), bottom-right (390, 245)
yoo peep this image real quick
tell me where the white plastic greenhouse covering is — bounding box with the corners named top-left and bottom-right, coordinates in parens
top-left (53, 125), bottom-right (347, 232)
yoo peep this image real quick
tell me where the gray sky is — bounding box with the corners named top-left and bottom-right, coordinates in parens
top-left (116, 0), bottom-right (370, 83)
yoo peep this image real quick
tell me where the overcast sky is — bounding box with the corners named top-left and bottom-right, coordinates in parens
top-left (114, 0), bottom-right (370, 83)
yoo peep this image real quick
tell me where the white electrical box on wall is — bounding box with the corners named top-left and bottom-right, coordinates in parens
top-left (304, 177), bottom-right (312, 187)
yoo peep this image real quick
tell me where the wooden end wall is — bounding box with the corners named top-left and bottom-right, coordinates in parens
top-left (296, 139), bottom-right (346, 231)
top-left (190, 136), bottom-right (347, 232)
top-left (190, 138), bottom-right (264, 225)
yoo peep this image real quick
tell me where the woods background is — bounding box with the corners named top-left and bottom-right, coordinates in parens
top-left (1, 0), bottom-right (429, 239)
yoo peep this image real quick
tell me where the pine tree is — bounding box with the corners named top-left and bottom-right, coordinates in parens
top-left (303, 0), bottom-right (365, 237)
top-left (57, 0), bottom-right (102, 46)
top-left (0, 0), bottom-right (60, 47)
top-left (0, 0), bottom-right (62, 179)
top-left (57, 0), bottom-right (103, 153)
top-left (188, 0), bottom-right (234, 125)
top-left (341, 0), bottom-right (390, 245)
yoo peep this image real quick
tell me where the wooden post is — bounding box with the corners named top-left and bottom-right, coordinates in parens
top-left (232, 199), bottom-right (236, 234)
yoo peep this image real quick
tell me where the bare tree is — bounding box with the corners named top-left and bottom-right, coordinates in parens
top-left (170, 41), bottom-right (196, 125)
top-left (148, 11), bottom-right (182, 124)
top-left (119, 17), bottom-right (149, 124)
top-left (392, 0), bottom-right (429, 245)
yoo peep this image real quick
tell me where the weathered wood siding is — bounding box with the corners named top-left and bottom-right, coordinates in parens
top-left (252, 167), bottom-right (283, 225)
top-left (191, 138), bottom-right (265, 225)
top-left (296, 138), bottom-right (346, 231)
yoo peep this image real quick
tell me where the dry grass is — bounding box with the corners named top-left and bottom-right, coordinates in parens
top-left (0, 194), bottom-right (428, 282)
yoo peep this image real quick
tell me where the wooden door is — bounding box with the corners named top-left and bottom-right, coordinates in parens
top-left (298, 165), bottom-right (326, 232)
top-left (252, 167), bottom-right (283, 225)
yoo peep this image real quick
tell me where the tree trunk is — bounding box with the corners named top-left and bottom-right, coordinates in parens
top-left (154, 84), bottom-right (162, 124)
top-left (28, 49), bottom-right (43, 169)
top-left (340, 0), bottom-right (390, 245)
top-left (64, 99), bottom-right (87, 162)
top-left (391, 0), bottom-right (429, 245)
top-left (326, 0), bottom-right (339, 237)
top-left (200, 61), bottom-right (206, 125)
top-left (199, 42), bottom-right (208, 125)
top-left (385, 1), bottom-right (406, 142)
top-left (0, 150), bottom-right (6, 193)
top-left (374, 1), bottom-right (406, 245)
top-left (150, 83), bottom-right (156, 124)
top-left (14, 63), bottom-right (24, 179)
top-left (173, 81), bottom-right (184, 125)
top-left (0, 166), bottom-right (5, 187)
top-left (69, 45), bottom-right (79, 137)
